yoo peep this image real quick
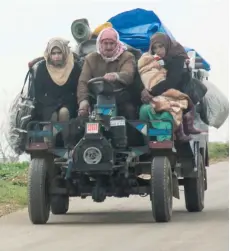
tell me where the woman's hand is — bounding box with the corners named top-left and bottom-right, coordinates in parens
top-left (141, 89), bottom-right (153, 104)
top-left (152, 60), bottom-right (161, 69)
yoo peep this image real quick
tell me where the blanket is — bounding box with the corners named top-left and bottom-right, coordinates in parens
top-left (137, 52), bottom-right (166, 91)
top-left (151, 89), bottom-right (189, 127)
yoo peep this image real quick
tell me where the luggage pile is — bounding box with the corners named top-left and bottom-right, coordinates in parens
top-left (106, 8), bottom-right (228, 129)
top-left (88, 8), bottom-right (228, 129)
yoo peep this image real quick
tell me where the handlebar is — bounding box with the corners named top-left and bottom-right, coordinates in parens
top-left (87, 77), bottom-right (125, 95)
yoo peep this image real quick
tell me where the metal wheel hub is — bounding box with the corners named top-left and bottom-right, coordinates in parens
top-left (83, 147), bottom-right (102, 164)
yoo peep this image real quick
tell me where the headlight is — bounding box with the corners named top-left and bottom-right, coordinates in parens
top-left (83, 147), bottom-right (102, 164)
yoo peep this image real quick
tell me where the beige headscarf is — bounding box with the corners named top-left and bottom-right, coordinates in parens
top-left (44, 37), bottom-right (74, 86)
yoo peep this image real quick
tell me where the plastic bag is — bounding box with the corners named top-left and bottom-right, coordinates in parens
top-left (199, 80), bottom-right (229, 129)
top-left (181, 77), bottom-right (208, 105)
top-left (7, 70), bottom-right (36, 155)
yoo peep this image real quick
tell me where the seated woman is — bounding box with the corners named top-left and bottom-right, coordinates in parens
top-left (138, 32), bottom-right (204, 141)
top-left (76, 27), bottom-right (137, 119)
top-left (32, 37), bottom-right (81, 144)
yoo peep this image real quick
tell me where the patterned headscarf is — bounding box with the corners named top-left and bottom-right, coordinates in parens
top-left (96, 28), bottom-right (127, 62)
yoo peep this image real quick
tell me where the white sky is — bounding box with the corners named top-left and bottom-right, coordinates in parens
top-left (0, 0), bottom-right (229, 142)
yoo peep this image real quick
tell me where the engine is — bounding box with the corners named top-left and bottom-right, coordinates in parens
top-left (72, 116), bottom-right (128, 172)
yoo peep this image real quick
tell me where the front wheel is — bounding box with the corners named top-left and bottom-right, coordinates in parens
top-left (150, 156), bottom-right (173, 222)
top-left (28, 158), bottom-right (51, 224)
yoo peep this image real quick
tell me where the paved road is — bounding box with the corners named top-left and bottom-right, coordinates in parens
top-left (0, 162), bottom-right (228, 251)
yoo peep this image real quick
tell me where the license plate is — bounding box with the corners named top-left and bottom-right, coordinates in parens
top-left (110, 119), bottom-right (125, 127)
top-left (86, 123), bottom-right (99, 134)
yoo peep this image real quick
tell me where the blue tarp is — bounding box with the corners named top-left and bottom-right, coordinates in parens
top-left (108, 8), bottom-right (211, 71)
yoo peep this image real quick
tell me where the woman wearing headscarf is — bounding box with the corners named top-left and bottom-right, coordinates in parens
top-left (77, 27), bottom-right (136, 119)
top-left (34, 37), bottom-right (81, 122)
top-left (138, 32), bottom-right (204, 141)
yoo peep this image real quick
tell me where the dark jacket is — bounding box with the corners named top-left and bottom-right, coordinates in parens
top-left (150, 56), bottom-right (189, 96)
top-left (33, 60), bottom-right (81, 121)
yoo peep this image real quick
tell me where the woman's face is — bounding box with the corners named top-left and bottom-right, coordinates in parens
top-left (152, 42), bottom-right (166, 58)
top-left (50, 47), bottom-right (63, 66)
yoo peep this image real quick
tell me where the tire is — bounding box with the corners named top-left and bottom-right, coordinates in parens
top-left (150, 156), bottom-right (173, 222)
top-left (51, 195), bottom-right (69, 215)
top-left (184, 153), bottom-right (205, 212)
top-left (28, 158), bottom-right (50, 224)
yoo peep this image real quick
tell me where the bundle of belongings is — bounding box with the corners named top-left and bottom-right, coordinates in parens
top-left (199, 80), bottom-right (229, 129)
top-left (7, 70), bottom-right (36, 155)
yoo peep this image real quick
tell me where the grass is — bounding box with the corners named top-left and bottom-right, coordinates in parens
top-left (0, 162), bottom-right (28, 216)
top-left (0, 142), bottom-right (228, 217)
top-left (208, 142), bottom-right (229, 163)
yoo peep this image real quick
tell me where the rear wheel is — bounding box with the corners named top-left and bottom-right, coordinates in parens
top-left (51, 195), bottom-right (69, 215)
top-left (150, 156), bottom-right (173, 222)
top-left (28, 158), bottom-right (51, 224)
top-left (184, 153), bottom-right (205, 212)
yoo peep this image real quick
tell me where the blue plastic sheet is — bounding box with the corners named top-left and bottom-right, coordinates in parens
top-left (108, 8), bottom-right (210, 71)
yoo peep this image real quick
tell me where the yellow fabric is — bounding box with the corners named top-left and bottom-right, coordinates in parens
top-left (92, 22), bottom-right (113, 36)
top-left (44, 52), bottom-right (74, 86)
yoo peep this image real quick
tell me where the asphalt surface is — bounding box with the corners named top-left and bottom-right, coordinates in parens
top-left (0, 161), bottom-right (228, 251)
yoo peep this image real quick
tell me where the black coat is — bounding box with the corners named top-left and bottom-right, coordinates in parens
top-left (150, 56), bottom-right (207, 105)
top-left (33, 60), bottom-right (81, 121)
top-left (150, 56), bottom-right (189, 96)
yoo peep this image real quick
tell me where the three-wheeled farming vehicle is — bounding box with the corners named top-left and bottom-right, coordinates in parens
top-left (25, 71), bottom-right (208, 224)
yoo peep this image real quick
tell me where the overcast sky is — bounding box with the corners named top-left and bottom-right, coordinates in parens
top-left (0, 0), bottom-right (229, 142)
